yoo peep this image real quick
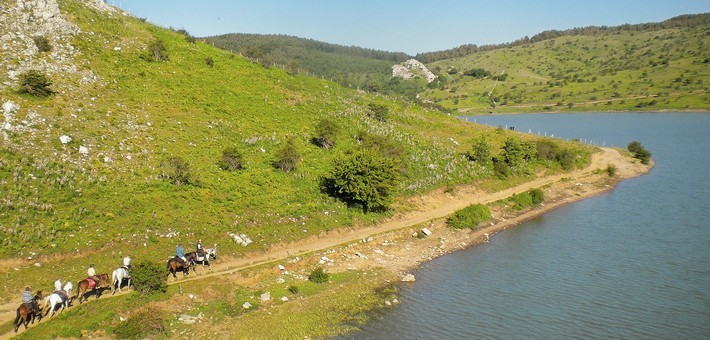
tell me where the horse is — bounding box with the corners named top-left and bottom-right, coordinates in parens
top-left (185, 244), bottom-right (217, 271)
top-left (43, 285), bottom-right (72, 318)
top-left (111, 266), bottom-right (131, 294)
top-left (14, 291), bottom-right (43, 333)
top-left (167, 256), bottom-right (195, 279)
top-left (74, 273), bottom-right (110, 304)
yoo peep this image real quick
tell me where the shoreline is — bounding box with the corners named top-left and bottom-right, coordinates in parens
top-left (0, 148), bottom-right (651, 338)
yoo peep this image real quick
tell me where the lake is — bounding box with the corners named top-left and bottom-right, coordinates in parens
top-left (343, 112), bottom-right (710, 339)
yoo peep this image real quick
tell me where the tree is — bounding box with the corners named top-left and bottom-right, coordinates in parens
top-left (142, 39), bottom-right (168, 62)
top-left (18, 70), bottom-right (53, 97)
top-left (218, 147), bottom-right (244, 171)
top-left (628, 141), bottom-right (651, 164)
top-left (131, 260), bottom-right (167, 295)
top-left (324, 150), bottom-right (400, 213)
top-left (273, 139), bottom-right (300, 172)
top-left (313, 119), bottom-right (339, 149)
top-left (160, 156), bottom-right (196, 186)
top-left (367, 103), bottom-right (389, 122)
top-left (465, 138), bottom-right (492, 164)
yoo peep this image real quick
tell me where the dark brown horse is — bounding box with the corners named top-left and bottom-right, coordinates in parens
top-left (74, 273), bottom-right (110, 304)
top-left (167, 257), bottom-right (195, 279)
top-left (14, 291), bottom-right (43, 333)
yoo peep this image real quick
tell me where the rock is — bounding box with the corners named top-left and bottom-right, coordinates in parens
top-left (384, 300), bottom-right (392, 306)
top-left (3, 101), bottom-right (18, 115)
top-left (421, 228), bottom-right (433, 237)
top-left (391, 59), bottom-right (437, 83)
top-left (260, 292), bottom-right (271, 302)
top-left (278, 264), bottom-right (286, 271)
top-left (276, 277), bottom-right (285, 284)
top-left (401, 273), bottom-right (416, 282)
top-left (79, 145), bottom-right (88, 154)
top-left (59, 135), bottom-right (72, 144)
top-left (242, 302), bottom-right (252, 309)
top-left (34, 262), bottom-right (42, 267)
top-left (178, 314), bottom-right (198, 324)
top-left (280, 296), bottom-right (288, 302)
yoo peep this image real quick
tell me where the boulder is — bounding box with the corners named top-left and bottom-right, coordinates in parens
top-left (59, 135), bottom-right (72, 144)
top-left (242, 302), bottom-right (252, 309)
top-left (260, 292), bottom-right (271, 302)
top-left (421, 228), bottom-right (433, 237)
top-left (401, 273), bottom-right (416, 282)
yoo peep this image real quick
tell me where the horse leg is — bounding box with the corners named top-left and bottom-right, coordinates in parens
top-left (13, 309), bottom-right (21, 333)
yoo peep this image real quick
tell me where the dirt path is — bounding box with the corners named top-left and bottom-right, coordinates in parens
top-left (0, 148), bottom-right (647, 338)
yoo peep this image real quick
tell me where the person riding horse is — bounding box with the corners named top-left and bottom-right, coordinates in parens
top-left (87, 264), bottom-right (101, 287)
top-left (196, 239), bottom-right (205, 259)
top-left (21, 287), bottom-right (38, 314)
top-left (176, 243), bottom-right (187, 262)
top-left (122, 255), bottom-right (131, 271)
top-left (53, 278), bottom-right (68, 301)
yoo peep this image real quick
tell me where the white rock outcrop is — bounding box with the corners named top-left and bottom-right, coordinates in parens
top-left (391, 59), bottom-right (437, 83)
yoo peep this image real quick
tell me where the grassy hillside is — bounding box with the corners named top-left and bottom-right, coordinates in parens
top-left (420, 15), bottom-right (709, 113)
top-left (203, 33), bottom-right (409, 90)
top-left (0, 0), bottom-right (594, 304)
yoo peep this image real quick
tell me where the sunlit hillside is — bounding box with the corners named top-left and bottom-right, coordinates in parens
top-left (0, 0), bottom-right (594, 303)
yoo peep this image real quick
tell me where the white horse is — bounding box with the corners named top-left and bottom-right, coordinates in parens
top-left (44, 282), bottom-right (73, 318)
top-left (111, 267), bottom-right (131, 295)
top-left (187, 244), bottom-right (218, 271)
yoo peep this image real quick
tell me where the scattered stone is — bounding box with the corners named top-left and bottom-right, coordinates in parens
top-left (421, 228), bottom-right (433, 237)
top-left (260, 292), bottom-right (271, 302)
top-left (278, 264), bottom-right (286, 271)
top-left (280, 296), bottom-right (288, 302)
top-left (59, 135), bottom-right (72, 144)
top-left (178, 314), bottom-right (201, 324)
top-left (276, 277), bottom-right (285, 284)
top-left (79, 145), bottom-right (88, 154)
top-left (242, 302), bottom-right (252, 309)
top-left (384, 300), bottom-right (392, 306)
top-left (401, 273), bottom-right (416, 282)
top-left (34, 262), bottom-right (41, 267)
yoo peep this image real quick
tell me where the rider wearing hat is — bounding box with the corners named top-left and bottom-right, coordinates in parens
top-left (87, 264), bottom-right (100, 286)
top-left (196, 239), bottom-right (204, 259)
top-left (21, 286), bottom-right (38, 314)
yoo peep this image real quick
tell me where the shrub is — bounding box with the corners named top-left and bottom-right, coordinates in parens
top-left (606, 164), bottom-right (617, 177)
top-left (323, 150), bottom-right (400, 213)
top-left (131, 260), bottom-right (167, 295)
top-left (465, 138), bottom-right (491, 164)
top-left (557, 149), bottom-right (576, 170)
top-left (308, 267), bottom-right (329, 283)
top-left (273, 139), bottom-right (300, 172)
top-left (205, 57), bottom-right (214, 67)
top-left (33, 36), bottom-right (51, 52)
top-left (218, 147), bottom-right (244, 171)
top-left (628, 141), bottom-right (651, 165)
top-left (367, 103), bottom-right (389, 122)
top-left (313, 119), bottom-right (339, 149)
top-left (446, 204), bottom-right (491, 230)
top-left (287, 285), bottom-right (299, 294)
top-left (160, 156), bottom-right (197, 186)
top-left (356, 131), bottom-right (406, 159)
top-left (17, 70), bottom-right (53, 97)
top-left (511, 189), bottom-right (545, 210)
top-left (113, 305), bottom-right (166, 339)
top-left (142, 39), bottom-right (168, 62)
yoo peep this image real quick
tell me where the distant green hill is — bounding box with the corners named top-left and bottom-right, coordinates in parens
top-left (203, 33), bottom-right (410, 89)
top-left (419, 13), bottom-right (710, 113)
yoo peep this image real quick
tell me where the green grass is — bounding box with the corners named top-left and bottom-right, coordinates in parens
top-left (422, 24), bottom-right (709, 113)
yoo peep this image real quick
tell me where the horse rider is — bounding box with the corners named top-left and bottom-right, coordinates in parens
top-left (54, 278), bottom-right (68, 300)
top-left (175, 243), bottom-right (186, 262)
top-left (122, 255), bottom-right (131, 271)
top-left (196, 239), bottom-right (204, 259)
top-left (87, 264), bottom-right (100, 286)
top-left (21, 286), bottom-right (38, 314)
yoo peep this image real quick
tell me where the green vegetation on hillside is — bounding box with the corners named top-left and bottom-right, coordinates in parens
top-left (421, 14), bottom-right (709, 113)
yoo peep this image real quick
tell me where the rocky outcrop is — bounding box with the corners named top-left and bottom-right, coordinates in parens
top-left (391, 59), bottom-right (437, 83)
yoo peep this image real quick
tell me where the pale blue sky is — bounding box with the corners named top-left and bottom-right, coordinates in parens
top-left (110, 0), bottom-right (709, 55)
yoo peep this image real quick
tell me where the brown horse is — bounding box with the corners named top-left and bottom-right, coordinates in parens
top-left (167, 257), bottom-right (195, 279)
top-left (74, 273), bottom-right (110, 304)
top-left (14, 291), bottom-right (43, 333)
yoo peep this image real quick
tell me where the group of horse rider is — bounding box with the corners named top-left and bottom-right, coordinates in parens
top-left (175, 239), bottom-right (206, 263)
top-left (19, 255), bottom-right (131, 315)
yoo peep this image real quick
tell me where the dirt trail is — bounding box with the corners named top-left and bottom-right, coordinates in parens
top-left (0, 148), bottom-right (646, 338)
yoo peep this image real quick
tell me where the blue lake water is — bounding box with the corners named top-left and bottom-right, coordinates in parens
top-left (343, 112), bottom-right (710, 339)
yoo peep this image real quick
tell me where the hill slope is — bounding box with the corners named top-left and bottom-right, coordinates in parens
top-left (0, 0), bottom-right (594, 302)
top-left (420, 13), bottom-right (710, 113)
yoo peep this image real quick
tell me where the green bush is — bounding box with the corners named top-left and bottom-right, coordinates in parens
top-left (131, 260), bottom-right (167, 295)
top-left (113, 305), bottom-right (166, 339)
top-left (205, 57), bottom-right (214, 67)
top-left (33, 36), bottom-right (52, 52)
top-left (218, 147), bottom-right (244, 171)
top-left (287, 285), bottom-right (299, 294)
top-left (18, 70), bottom-right (53, 97)
top-left (142, 39), bottom-right (168, 62)
top-left (273, 139), bottom-right (300, 172)
top-left (308, 267), bottom-right (330, 283)
top-left (313, 119), bottom-right (339, 149)
top-left (606, 164), bottom-right (617, 177)
top-left (367, 103), bottom-right (389, 122)
top-left (160, 156), bottom-right (197, 185)
top-left (511, 188), bottom-right (545, 210)
top-left (465, 138), bottom-right (491, 164)
top-left (628, 141), bottom-right (652, 165)
top-left (323, 150), bottom-right (400, 213)
top-left (446, 204), bottom-right (492, 230)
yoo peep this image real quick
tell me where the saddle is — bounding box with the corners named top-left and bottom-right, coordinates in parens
top-left (87, 277), bottom-right (96, 288)
top-left (53, 290), bottom-right (68, 300)
top-left (22, 302), bottom-right (38, 314)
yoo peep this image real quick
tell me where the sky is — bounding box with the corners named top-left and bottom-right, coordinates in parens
top-left (110, 0), bottom-right (709, 56)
